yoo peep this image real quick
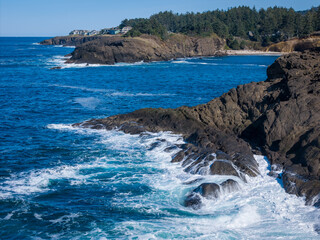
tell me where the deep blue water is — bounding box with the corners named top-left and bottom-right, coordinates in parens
top-left (0, 37), bottom-right (319, 239)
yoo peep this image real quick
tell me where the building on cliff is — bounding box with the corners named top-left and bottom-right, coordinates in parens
top-left (100, 28), bottom-right (121, 35)
top-left (88, 30), bottom-right (99, 36)
top-left (69, 30), bottom-right (98, 36)
top-left (69, 30), bottom-right (89, 36)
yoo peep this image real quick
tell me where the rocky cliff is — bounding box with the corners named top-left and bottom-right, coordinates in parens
top-left (40, 36), bottom-right (106, 46)
top-left (65, 34), bottom-right (225, 64)
top-left (74, 50), bottom-right (320, 208)
top-left (265, 34), bottom-right (320, 53)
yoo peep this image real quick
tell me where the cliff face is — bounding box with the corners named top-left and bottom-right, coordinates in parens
top-left (75, 50), bottom-right (320, 207)
top-left (66, 34), bottom-right (226, 64)
top-left (265, 35), bottom-right (320, 52)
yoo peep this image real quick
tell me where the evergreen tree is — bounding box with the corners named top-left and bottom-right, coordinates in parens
top-left (120, 5), bottom-right (319, 46)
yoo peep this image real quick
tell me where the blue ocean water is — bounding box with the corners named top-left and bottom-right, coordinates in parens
top-left (0, 37), bottom-right (319, 239)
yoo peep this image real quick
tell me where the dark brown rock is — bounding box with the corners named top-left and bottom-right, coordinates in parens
top-left (194, 183), bottom-right (221, 198)
top-left (184, 179), bottom-right (240, 209)
top-left (75, 50), bottom-right (320, 206)
top-left (65, 34), bottom-right (225, 65)
top-left (210, 160), bottom-right (239, 177)
top-left (220, 179), bottom-right (241, 193)
top-left (50, 66), bottom-right (62, 70)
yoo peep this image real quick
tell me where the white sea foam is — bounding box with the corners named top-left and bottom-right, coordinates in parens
top-left (171, 59), bottom-right (268, 68)
top-left (171, 60), bottom-right (189, 64)
top-left (47, 55), bottom-right (149, 69)
top-left (49, 84), bottom-right (112, 93)
top-left (74, 97), bottom-right (101, 109)
top-left (2, 125), bottom-right (319, 238)
top-left (110, 92), bottom-right (173, 97)
top-left (49, 213), bottom-right (81, 224)
top-left (49, 84), bottom-right (174, 97)
top-left (47, 55), bottom-right (103, 69)
top-left (114, 61), bottom-right (145, 66)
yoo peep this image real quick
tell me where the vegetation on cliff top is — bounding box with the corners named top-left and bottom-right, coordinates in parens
top-left (119, 6), bottom-right (320, 48)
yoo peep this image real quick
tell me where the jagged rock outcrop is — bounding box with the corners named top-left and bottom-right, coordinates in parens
top-left (74, 49), bottom-right (320, 207)
top-left (65, 34), bottom-right (225, 64)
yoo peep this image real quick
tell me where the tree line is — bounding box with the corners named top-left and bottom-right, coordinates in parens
top-left (119, 6), bottom-right (320, 48)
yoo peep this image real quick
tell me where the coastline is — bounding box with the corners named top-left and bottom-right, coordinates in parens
top-left (76, 50), bottom-right (320, 207)
top-left (225, 50), bottom-right (284, 56)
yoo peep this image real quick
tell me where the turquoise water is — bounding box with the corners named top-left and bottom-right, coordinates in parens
top-left (0, 37), bottom-right (319, 239)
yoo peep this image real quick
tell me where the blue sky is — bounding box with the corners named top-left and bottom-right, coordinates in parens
top-left (0, 0), bottom-right (319, 36)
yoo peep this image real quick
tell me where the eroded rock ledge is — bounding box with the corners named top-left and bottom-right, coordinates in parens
top-left (74, 50), bottom-right (320, 207)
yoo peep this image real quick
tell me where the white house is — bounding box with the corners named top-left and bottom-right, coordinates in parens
top-left (69, 30), bottom-right (89, 36)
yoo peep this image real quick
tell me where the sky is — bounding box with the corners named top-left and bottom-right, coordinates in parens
top-left (0, 0), bottom-right (319, 37)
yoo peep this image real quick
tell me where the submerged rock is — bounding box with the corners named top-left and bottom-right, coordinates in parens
top-left (194, 183), bottom-right (221, 198)
top-left (184, 179), bottom-right (240, 209)
top-left (220, 179), bottom-right (241, 193)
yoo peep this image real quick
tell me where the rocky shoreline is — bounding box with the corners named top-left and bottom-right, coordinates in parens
top-left (41, 34), bottom-right (320, 66)
top-left (74, 49), bottom-right (320, 208)
top-left (41, 34), bottom-right (226, 65)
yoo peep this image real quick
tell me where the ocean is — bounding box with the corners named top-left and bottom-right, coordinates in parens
top-left (0, 37), bottom-right (319, 239)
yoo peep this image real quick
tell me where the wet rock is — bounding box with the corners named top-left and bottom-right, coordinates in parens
top-left (314, 224), bottom-right (320, 234)
top-left (50, 66), bottom-right (62, 70)
top-left (215, 150), bottom-right (232, 160)
top-left (210, 160), bottom-right (239, 177)
top-left (184, 183), bottom-right (221, 209)
top-left (164, 145), bottom-right (179, 152)
top-left (76, 50), bottom-right (320, 206)
top-left (184, 179), bottom-right (240, 209)
top-left (268, 171), bottom-right (281, 179)
top-left (184, 193), bottom-right (202, 210)
top-left (171, 150), bottom-right (185, 163)
top-left (148, 141), bottom-right (162, 151)
top-left (182, 178), bottom-right (204, 185)
top-left (220, 179), bottom-right (241, 193)
top-left (268, 164), bottom-right (283, 178)
top-left (194, 183), bottom-right (221, 198)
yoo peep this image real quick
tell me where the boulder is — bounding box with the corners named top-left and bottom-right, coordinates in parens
top-left (210, 160), bottom-right (239, 177)
top-left (184, 179), bottom-right (240, 209)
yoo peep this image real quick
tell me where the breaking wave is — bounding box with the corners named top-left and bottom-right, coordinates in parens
top-left (1, 125), bottom-right (318, 239)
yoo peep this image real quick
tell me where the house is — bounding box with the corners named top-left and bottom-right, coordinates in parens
top-left (69, 30), bottom-right (89, 36)
top-left (121, 26), bottom-right (132, 34)
top-left (100, 28), bottom-right (110, 35)
top-left (100, 28), bottom-right (120, 35)
top-left (109, 28), bottom-right (121, 35)
top-left (87, 30), bottom-right (99, 36)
